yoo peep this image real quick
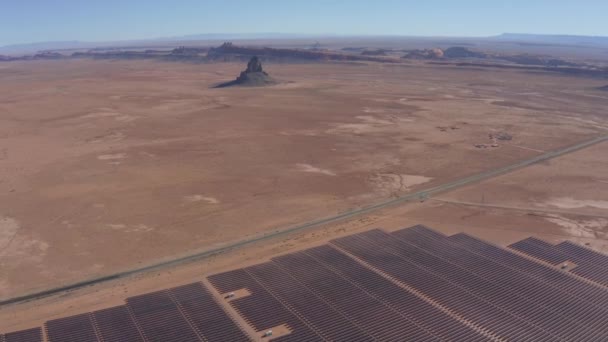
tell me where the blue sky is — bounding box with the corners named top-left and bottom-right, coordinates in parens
top-left (1, 0), bottom-right (608, 46)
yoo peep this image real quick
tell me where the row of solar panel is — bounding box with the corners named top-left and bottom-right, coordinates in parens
top-left (510, 236), bottom-right (608, 286)
top-left (3, 282), bottom-right (249, 342)
top-left (0, 328), bottom-right (43, 342)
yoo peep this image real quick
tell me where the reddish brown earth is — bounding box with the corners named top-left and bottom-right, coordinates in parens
top-left (0, 58), bottom-right (607, 331)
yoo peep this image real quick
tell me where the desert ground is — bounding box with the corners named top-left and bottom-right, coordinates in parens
top-left (1, 57), bottom-right (607, 331)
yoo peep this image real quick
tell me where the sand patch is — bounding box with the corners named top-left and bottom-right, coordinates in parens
top-left (362, 107), bottom-right (385, 114)
top-left (0, 278), bottom-right (9, 298)
top-left (184, 195), bottom-right (220, 204)
top-left (223, 288), bottom-right (252, 301)
top-left (328, 123), bottom-right (378, 134)
top-left (0, 216), bottom-right (20, 248)
top-left (328, 115), bottom-right (398, 134)
top-left (82, 111), bottom-right (120, 119)
top-left (355, 115), bottom-right (393, 125)
top-left (82, 108), bottom-right (137, 122)
top-left (295, 163), bottom-right (336, 176)
top-left (97, 153), bottom-right (127, 161)
top-left (371, 173), bottom-right (432, 195)
top-left (87, 131), bottom-right (125, 144)
top-left (544, 197), bottom-right (608, 210)
top-left (257, 324), bottom-right (292, 340)
top-left (544, 215), bottom-right (608, 238)
top-left (278, 130), bottom-right (319, 137)
top-left (107, 223), bottom-right (154, 233)
top-left (0, 216), bottom-right (48, 262)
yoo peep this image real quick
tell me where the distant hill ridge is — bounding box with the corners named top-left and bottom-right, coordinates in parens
top-left (496, 33), bottom-right (608, 46)
top-left (5, 32), bottom-right (608, 55)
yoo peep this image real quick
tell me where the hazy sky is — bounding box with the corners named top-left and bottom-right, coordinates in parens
top-left (2, 0), bottom-right (608, 46)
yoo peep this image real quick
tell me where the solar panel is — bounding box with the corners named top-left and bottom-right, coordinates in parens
top-left (3, 328), bottom-right (42, 342)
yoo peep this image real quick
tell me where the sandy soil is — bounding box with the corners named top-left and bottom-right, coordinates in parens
top-left (0, 59), bottom-right (606, 306)
top-left (438, 141), bottom-right (608, 238)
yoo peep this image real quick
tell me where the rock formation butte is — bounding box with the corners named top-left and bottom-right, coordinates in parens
top-left (215, 56), bottom-right (276, 88)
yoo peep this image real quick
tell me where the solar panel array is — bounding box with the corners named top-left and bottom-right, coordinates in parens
top-left (3, 282), bottom-right (248, 342)
top-left (1, 328), bottom-right (42, 342)
top-left (4, 225), bottom-right (608, 341)
top-left (509, 237), bottom-right (608, 287)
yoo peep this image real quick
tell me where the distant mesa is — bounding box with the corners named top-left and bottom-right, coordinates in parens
top-left (442, 47), bottom-right (487, 59)
top-left (400, 46), bottom-right (581, 68)
top-left (361, 49), bottom-right (388, 56)
top-left (599, 85), bottom-right (608, 91)
top-left (215, 56), bottom-right (277, 88)
top-left (402, 48), bottom-right (444, 60)
top-left (401, 47), bottom-right (486, 60)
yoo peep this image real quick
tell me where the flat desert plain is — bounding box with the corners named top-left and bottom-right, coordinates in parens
top-left (0, 58), bottom-right (607, 308)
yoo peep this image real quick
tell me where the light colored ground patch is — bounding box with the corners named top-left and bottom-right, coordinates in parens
top-left (355, 115), bottom-right (393, 125)
top-left (106, 223), bottom-right (154, 233)
top-left (113, 114), bottom-right (138, 122)
top-left (184, 195), bottom-right (220, 204)
top-left (82, 108), bottom-right (137, 122)
top-left (327, 123), bottom-right (379, 134)
top-left (0, 279), bottom-right (9, 298)
top-left (295, 163), bottom-right (336, 176)
top-left (362, 107), bottom-right (385, 114)
top-left (82, 111), bottom-right (121, 119)
top-left (0, 216), bottom-right (19, 248)
top-left (87, 131), bottom-right (125, 144)
top-left (278, 130), bottom-right (319, 137)
top-left (153, 99), bottom-right (196, 111)
top-left (97, 153), bottom-right (127, 161)
top-left (544, 197), bottom-right (608, 210)
top-left (327, 115), bottom-right (397, 134)
top-left (0, 216), bottom-right (48, 262)
top-left (544, 214), bottom-right (608, 238)
top-left (371, 173), bottom-right (432, 195)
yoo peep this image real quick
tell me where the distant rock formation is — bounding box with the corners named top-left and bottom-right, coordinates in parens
top-left (207, 42), bottom-right (397, 63)
top-left (443, 47), bottom-right (487, 59)
top-left (598, 85), bottom-right (608, 91)
top-left (361, 49), bottom-right (388, 56)
top-left (215, 56), bottom-right (276, 88)
top-left (402, 48), bottom-right (444, 59)
top-left (241, 56), bottom-right (264, 74)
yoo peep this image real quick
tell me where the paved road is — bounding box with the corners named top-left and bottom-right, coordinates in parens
top-left (1, 134), bottom-right (607, 307)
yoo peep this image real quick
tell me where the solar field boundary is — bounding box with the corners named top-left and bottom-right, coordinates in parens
top-left (2, 134), bottom-right (606, 308)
